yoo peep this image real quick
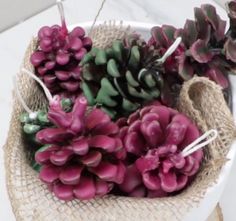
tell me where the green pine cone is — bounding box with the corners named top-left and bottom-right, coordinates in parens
top-left (20, 110), bottom-right (50, 144)
top-left (80, 35), bottom-right (164, 119)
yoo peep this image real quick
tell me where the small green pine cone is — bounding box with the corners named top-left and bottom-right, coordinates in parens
top-left (20, 110), bottom-right (50, 144)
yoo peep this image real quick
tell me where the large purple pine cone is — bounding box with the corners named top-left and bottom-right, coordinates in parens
top-left (35, 96), bottom-right (126, 201)
top-left (118, 103), bottom-right (203, 197)
top-left (30, 25), bottom-right (92, 99)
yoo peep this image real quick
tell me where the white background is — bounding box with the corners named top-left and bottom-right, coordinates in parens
top-left (0, 0), bottom-right (54, 31)
top-left (0, 0), bottom-right (235, 220)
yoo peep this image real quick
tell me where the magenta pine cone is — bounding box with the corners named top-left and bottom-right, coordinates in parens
top-left (148, 4), bottom-right (230, 90)
top-left (30, 25), bottom-right (92, 99)
top-left (35, 96), bottom-right (126, 201)
top-left (118, 103), bottom-right (203, 197)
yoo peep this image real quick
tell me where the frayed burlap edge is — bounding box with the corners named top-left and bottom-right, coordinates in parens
top-left (4, 23), bottom-right (236, 221)
top-left (89, 20), bottom-right (131, 49)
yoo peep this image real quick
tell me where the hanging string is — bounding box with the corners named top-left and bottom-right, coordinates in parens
top-left (21, 68), bottom-right (53, 103)
top-left (155, 37), bottom-right (182, 64)
top-left (56, 0), bottom-right (67, 33)
top-left (138, 37), bottom-right (182, 80)
top-left (181, 129), bottom-right (218, 157)
top-left (13, 75), bottom-right (33, 114)
top-left (56, 0), bottom-right (65, 24)
top-left (89, 0), bottom-right (107, 35)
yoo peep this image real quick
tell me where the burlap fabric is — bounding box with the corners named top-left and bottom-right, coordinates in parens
top-left (4, 23), bottom-right (236, 221)
top-left (89, 21), bottom-right (131, 49)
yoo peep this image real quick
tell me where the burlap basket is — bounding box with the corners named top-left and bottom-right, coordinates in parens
top-left (4, 23), bottom-right (236, 221)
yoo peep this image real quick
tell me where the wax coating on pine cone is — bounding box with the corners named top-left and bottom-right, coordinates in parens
top-left (148, 4), bottom-right (231, 90)
top-left (30, 25), bottom-right (92, 100)
top-left (80, 34), bottom-right (165, 119)
top-left (35, 96), bottom-right (126, 200)
top-left (117, 102), bottom-right (203, 197)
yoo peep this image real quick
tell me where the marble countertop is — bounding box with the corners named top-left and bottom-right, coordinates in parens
top-left (0, 0), bottom-right (235, 220)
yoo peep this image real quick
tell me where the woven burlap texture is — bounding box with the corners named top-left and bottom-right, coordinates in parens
top-left (89, 21), bottom-right (131, 49)
top-left (4, 23), bottom-right (236, 221)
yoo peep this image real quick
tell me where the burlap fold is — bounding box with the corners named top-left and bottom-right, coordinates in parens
top-left (4, 23), bottom-right (236, 221)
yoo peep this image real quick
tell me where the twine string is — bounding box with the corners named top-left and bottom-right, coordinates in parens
top-left (89, 0), bottom-right (107, 35)
top-left (21, 68), bottom-right (53, 103)
top-left (181, 129), bottom-right (218, 157)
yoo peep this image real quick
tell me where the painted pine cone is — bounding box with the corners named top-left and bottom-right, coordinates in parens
top-left (118, 103), bottom-right (203, 197)
top-left (20, 110), bottom-right (50, 144)
top-left (30, 26), bottom-right (92, 99)
top-left (80, 34), bottom-right (164, 119)
top-left (149, 4), bottom-right (230, 89)
top-left (35, 96), bottom-right (126, 200)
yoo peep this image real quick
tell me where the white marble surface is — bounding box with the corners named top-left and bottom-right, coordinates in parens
top-left (0, 0), bottom-right (235, 220)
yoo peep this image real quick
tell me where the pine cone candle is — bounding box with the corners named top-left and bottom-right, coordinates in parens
top-left (118, 103), bottom-right (203, 197)
top-left (149, 4), bottom-right (231, 90)
top-left (35, 96), bottom-right (126, 200)
top-left (80, 35), bottom-right (164, 119)
top-left (30, 2), bottom-right (92, 99)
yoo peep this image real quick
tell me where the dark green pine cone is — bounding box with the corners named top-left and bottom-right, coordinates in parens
top-left (80, 35), bottom-right (164, 119)
top-left (20, 110), bottom-right (50, 143)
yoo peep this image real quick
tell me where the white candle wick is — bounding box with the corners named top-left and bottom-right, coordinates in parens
top-left (156, 37), bottom-right (182, 64)
top-left (21, 68), bottom-right (53, 103)
top-left (181, 129), bottom-right (218, 157)
top-left (56, 0), bottom-right (65, 26)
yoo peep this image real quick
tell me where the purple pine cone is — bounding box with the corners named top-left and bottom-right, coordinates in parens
top-left (118, 103), bottom-right (203, 197)
top-left (35, 96), bottom-right (126, 201)
top-left (30, 25), bottom-right (92, 100)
